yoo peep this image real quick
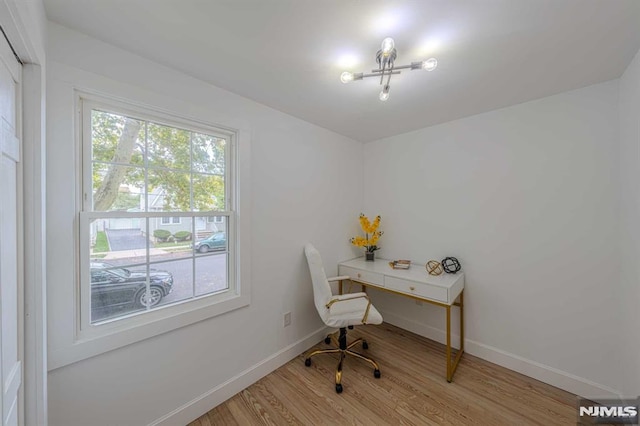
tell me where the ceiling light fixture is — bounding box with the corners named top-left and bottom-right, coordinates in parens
top-left (340, 37), bottom-right (438, 101)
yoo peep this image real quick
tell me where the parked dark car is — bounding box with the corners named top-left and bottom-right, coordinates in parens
top-left (194, 232), bottom-right (226, 253)
top-left (90, 262), bottom-right (173, 320)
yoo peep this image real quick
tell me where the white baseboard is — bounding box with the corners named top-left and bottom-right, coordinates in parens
top-left (381, 310), bottom-right (621, 400)
top-left (149, 325), bottom-right (330, 426)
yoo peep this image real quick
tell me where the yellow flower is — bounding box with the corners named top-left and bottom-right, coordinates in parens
top-left (370, 216), bottom-right (381, 233)
top-left (359, 214), bottom-right (371, 233)
top-left (351, 214), bottom-right (383, 251)
top-left (350, 236), bottom-right (367, 247)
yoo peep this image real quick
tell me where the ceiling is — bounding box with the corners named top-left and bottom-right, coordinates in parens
top-left (44, 0), bottom-right (640, 142)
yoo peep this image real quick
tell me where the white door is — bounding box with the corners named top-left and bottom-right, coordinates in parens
top-left (0, 36), bottom-right (22, 426)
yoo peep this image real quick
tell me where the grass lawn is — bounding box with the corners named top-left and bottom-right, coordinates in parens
top-left (94, 231), bottom-right (109, 253)
top-left (155, 240), bottom-right (192, 250)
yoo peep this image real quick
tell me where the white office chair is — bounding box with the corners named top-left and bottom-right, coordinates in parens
top-left (303, 243), bottom-right (383, 393)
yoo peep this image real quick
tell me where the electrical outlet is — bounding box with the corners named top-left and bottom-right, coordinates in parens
top-left (284, 312), bottom-right (291, 327)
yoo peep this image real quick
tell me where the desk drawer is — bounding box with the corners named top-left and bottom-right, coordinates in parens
top-left (338, 266), bottom-right (384, 286)
top-left (384, 276), bottom-right (447, 303)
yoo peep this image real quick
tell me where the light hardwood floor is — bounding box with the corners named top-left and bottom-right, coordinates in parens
top-left (189, 323), bottom-right (578, 425)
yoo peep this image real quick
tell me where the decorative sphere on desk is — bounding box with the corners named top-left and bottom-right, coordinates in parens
top-left (426, 260), bottom-right (443, 276)
top-left (442, 257), bottom-right (461, 274)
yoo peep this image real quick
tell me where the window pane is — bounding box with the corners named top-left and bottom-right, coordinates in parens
top-left (92, 164), bottom-right (145, 212)
top-left (192, 133), bottom-right (225, 174)
top-left (147, 122), bottom-right (190, 171)
top-left (194, 218), bottom-right (227, 296)
top-left (91, 111), bottom-right (144, 167)
top-left (193, 173), bottom-right (225, 211)
top-left (194, 217), bottom-right (226, 254)
top-left (195, 253), bottom-right (228, 297)
top-left (153, 259), bottom-right (193, 308)
top-left (147, 169), bottom-right (191, 212)
top-left (91, 262), bottom-right (150, 323)
top-left (149, 217), bottom-right (193, 263)
top-left (89, 217), bottom-right (149, 263)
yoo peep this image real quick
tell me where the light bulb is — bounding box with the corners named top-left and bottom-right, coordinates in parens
top-left (381, 37), bottom-right (395, 55)
top-left (421, 58), bottom-right (438, 71)
top-left (340, 71), bottom-right (354, 84)
top-left (379, 85), bottom-right (390, 101)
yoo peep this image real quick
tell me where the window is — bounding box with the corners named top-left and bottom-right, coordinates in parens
top-left (161, 216), bottom-right (181, 224)
top-left (79, 96), bottom-right (238, 335)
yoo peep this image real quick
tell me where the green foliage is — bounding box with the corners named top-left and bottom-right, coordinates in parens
top-left (91, 110), bottom-right (144, 165)
top-left (153, 229), bottom-right (171, 242)
top-left (93, 231), bottom-right (109, 253)
top-left (111, 191), bottom-right (140, 210)
top-left (173, 231), bottom-right (192, 241)
top-left (91, 110), bottom-right (227, 213)
top-left (91, 111), bottom-right (144, 193)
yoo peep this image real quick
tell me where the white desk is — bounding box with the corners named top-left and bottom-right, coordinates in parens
top-left (338, 257), bottom-right (465, 382)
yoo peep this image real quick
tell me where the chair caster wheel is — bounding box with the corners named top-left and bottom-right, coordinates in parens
top-left (335, 384), bottom-right (343, 393)
top-left (348, 325), bottom-right (354, 330)
top-left (362, 341), bottom-right (368, 350)
top-left (374, 369), bottom-right (381, 379)
top-left (304, 358), bottom-right (311, 367)
top-left (324, 336), bottom-right (331, 344)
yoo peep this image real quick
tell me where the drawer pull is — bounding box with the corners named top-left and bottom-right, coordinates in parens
top-left (410, 286), bottom-right (415, 291)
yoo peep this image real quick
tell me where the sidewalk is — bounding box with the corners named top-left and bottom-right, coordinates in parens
top-left (102, 248), bottom-right (167, 260)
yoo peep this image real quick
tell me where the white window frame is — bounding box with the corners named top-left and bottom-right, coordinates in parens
top-left (69, 92), bottom-right (250, 359)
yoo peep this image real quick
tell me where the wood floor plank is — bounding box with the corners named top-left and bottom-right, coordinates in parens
top-left (204, 404), bottom-right (238, 426)
top-left (188, 323), bottom-right (578, 426)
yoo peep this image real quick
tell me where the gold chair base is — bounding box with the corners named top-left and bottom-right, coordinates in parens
top-left (304, 332), bottom-right (381, 393)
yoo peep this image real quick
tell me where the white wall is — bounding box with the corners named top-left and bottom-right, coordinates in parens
top-left (618, 48), bottom-right (640, 397)
top-left (46, 23), bottom-right (363, 425)
top-left (363, 80), bottom-right (625, 397)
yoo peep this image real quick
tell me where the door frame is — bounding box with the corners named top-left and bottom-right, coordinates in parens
top-left (0, 2), bottom-right (47, 425)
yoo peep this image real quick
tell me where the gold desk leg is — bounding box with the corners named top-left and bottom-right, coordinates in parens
top-left (447, 290), bottom-right (465, 383)
top-left (446, 305), bottom-right (452, 382)
top-left (460, 290), bottom-right (464, 352)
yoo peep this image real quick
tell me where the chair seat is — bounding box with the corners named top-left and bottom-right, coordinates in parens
top-left (326, 292), bottom-right (383, 328)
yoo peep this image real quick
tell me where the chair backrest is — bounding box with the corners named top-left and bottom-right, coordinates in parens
top-left (304, 243), bottom-right (333, 323)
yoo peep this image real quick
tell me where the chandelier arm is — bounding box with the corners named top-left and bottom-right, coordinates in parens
top-left (361, 71), bottom-right (401, 78)
top-left (371, 63), bottom-right (414, 72)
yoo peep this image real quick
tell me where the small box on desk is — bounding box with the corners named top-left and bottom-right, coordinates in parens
top-left (389, 260), bottom-right (411, 269)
